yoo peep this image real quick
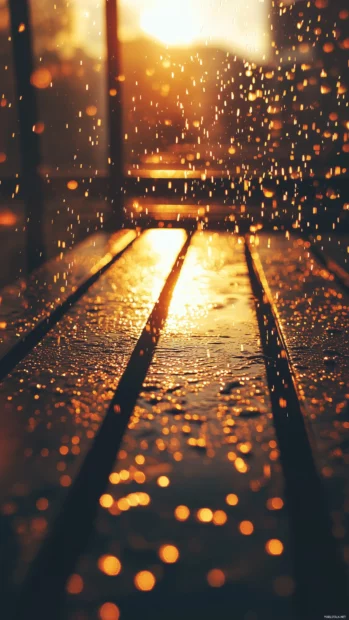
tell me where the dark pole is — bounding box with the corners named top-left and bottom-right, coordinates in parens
top-left (105, 0), bottom-right (124, 228)
top-left (8, 0), bottom-right (46, 271)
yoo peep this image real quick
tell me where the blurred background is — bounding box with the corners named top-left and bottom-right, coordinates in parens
top-left (0, 0), bottom-right (348, 285)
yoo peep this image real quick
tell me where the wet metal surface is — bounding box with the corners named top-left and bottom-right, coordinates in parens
top-left (253, 233), bottom-right (349, 572)
top-left (0, 229), bottom-right (186, 594)
top-left (62, 233), bottom-right (293, 620)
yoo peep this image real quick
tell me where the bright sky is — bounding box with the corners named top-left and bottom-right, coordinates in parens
top-left (74, 0), bottom-right (270, 62)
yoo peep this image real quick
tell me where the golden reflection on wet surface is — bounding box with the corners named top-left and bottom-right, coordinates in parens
top-left (167, 235), bottom-right (250, 332)
top-left (62, 232), bottom-right (293, 620)
top-left (1, 230), bottom-right (346, 618)
top-left (166, 246), bottom-right (207, 326)
top-left (0, 230), bottom-right (135, 360)
top-left (0, 229), bottom-right (186, 586)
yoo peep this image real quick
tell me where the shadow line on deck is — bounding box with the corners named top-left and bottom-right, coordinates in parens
top-left (12, 233), bottom-right (192, 620)
top-left (245, 239), bottom-right (348, 619)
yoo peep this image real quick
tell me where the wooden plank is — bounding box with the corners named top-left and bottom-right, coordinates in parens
top-left (0, 229), bottom-right (186, 609)
top-left (0, 230), bottom-right (136, 380)
top-left (61, 233), bottom-right (293, 620)
top-left (250, 233), bottom-right (349, 586)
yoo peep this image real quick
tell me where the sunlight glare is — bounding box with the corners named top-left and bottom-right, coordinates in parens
top-left (166, 240), bottom-right (209, 330)
top-left (73, 0), bottom-right (270, 62)
top-left (140, 0), bottom-right (198, 47)
top-left (145, 228), bottom-right (186, 260)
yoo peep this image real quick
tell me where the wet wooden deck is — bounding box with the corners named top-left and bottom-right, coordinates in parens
top-left (0, 230), bottom-right (348, 620)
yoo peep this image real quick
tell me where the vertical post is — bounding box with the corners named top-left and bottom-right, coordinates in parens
top-left (105, 0), bottom-right (124, 228)
top-left (8, 0), bottom-right (45, 271)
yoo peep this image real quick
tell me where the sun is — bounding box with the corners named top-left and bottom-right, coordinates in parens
top-left (140, 0), bottom-right (198, 47)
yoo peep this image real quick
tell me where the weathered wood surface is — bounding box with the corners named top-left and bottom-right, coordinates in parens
top-left (0, 230), bottom-right (185, 595)
top-left (0, 230), bottom-right (347, 620)
top-left (0, 230), bottom-right (135, 379)
top-left (252, 233), bottom-right (349, 580)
